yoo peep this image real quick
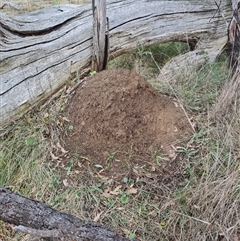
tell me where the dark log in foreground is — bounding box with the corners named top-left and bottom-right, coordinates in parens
top-left (0, 0), bottom-right (232, 127)
top-left (0, 188), bottom-right (138, 241)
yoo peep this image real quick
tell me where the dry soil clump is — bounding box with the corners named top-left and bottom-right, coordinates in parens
top-left (63, 69), bottom-right (192, 180)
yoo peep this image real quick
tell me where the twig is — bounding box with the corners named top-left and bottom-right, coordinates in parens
top-left (170, 210), bottom-right (211, 225)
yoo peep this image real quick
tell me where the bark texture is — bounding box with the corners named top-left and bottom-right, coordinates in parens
top-left (228, 1), bottom-right (240, 74)
top-left (92, 0), bottom-right (108, 71)
top-left (0, 0), bottom-right (232, 126)
top-left (0, 188), bottom-right (138, 241)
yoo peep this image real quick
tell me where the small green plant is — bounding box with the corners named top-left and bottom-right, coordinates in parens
top-left (152, 150), bottom-right (169, 166)
top-left (125, 150), bottom-right (133, 158)
top-left (25, 137), bottom-right (36, 146)
top-left (139, 205), bottom-right (147, 212)
top-left (123, 177), bottom-right (128, 183)
top-left (68, 125), bottom-right (74, 131)
top-left (53, 0), bottom-right (61, 5)
top-left (160, 221), bottom-right (166, 227)
top-left (90, 70), bottom-right (97, 76)
top-left (120, 193), bottom-right (129, 205)
top-left (107, 152), bottom-right (116, 160)
top-left (176, 147), bottom-right (198, 159)
top-left (65, 166), bottom-right (72, 176)
top-left (128, 232), bottom-right (136, 239)
top-left (123, 177), bottom-right (135, 186)
top-left (49, 177), bottom-right (62, 188)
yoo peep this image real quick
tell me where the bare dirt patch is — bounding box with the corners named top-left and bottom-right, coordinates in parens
top-left (62, 69), bottom-right (192, 181)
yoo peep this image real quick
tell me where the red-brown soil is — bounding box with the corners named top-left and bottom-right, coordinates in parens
top-left (62, 69), bottom-right (192, 181)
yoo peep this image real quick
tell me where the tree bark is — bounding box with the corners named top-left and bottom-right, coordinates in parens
top-left (0, 188), bottom-right (138, 241)
top-left (0, 0), bottom-right (232, 127)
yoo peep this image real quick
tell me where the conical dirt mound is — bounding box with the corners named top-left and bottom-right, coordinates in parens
top-left (62, 69), bottom-right (192, 180)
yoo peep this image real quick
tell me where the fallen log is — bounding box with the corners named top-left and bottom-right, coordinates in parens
top-left (0, 187), bottom-right (138, 241)
top-left (0, 0), bottom-right (232, 126)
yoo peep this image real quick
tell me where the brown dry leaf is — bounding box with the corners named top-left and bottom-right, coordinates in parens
top-left (63, 179), bottom-right (68, 187)
top-left (50, 151), bottom-right (59, 160)
top-left (144, 172), bottom-right (154, 178)
top-left (93, 211), bottom-right (104, 222)
top-left (102, 187), bottom-right (111, 198)
top-left (110, 185), bottom-right (122, 195)
top-left (133, 168), bottom-right (141, 176)
top-left (128, 187), bottom-right (137, 194)
top-left (97, 174), bottom-right (110, 182)
top-left (116, 207), bottom-right (124, 210)
top-left (57, 142), bottom-right (69, 154)
top-left (193, 205), bottom-right (200, 210)
top-left (121, 228), bottom-right (130, 235)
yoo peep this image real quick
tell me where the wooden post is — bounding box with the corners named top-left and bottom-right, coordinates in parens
top-left (92, 0), bottom-right (109, 72)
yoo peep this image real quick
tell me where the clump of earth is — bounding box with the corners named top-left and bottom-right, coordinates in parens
top-left (62, 68), bottom-right (192, 180)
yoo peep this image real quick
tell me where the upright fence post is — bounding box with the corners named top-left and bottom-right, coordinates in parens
top-left (92, 0), bottom-right (109, 72)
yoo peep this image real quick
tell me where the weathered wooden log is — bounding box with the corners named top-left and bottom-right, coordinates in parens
top-left (0, 0), bottom-right (232, 127)
top-left (0, 188), bottom-right (138, 241)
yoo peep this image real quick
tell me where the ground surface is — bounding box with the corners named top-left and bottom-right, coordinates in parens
top-left (62, 69), bottom-right (192, 181)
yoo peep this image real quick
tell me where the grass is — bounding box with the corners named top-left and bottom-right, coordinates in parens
top-left (108, 42), bottom-right (189, 79)
top-left (1, 41), bottom-right (239, 241)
